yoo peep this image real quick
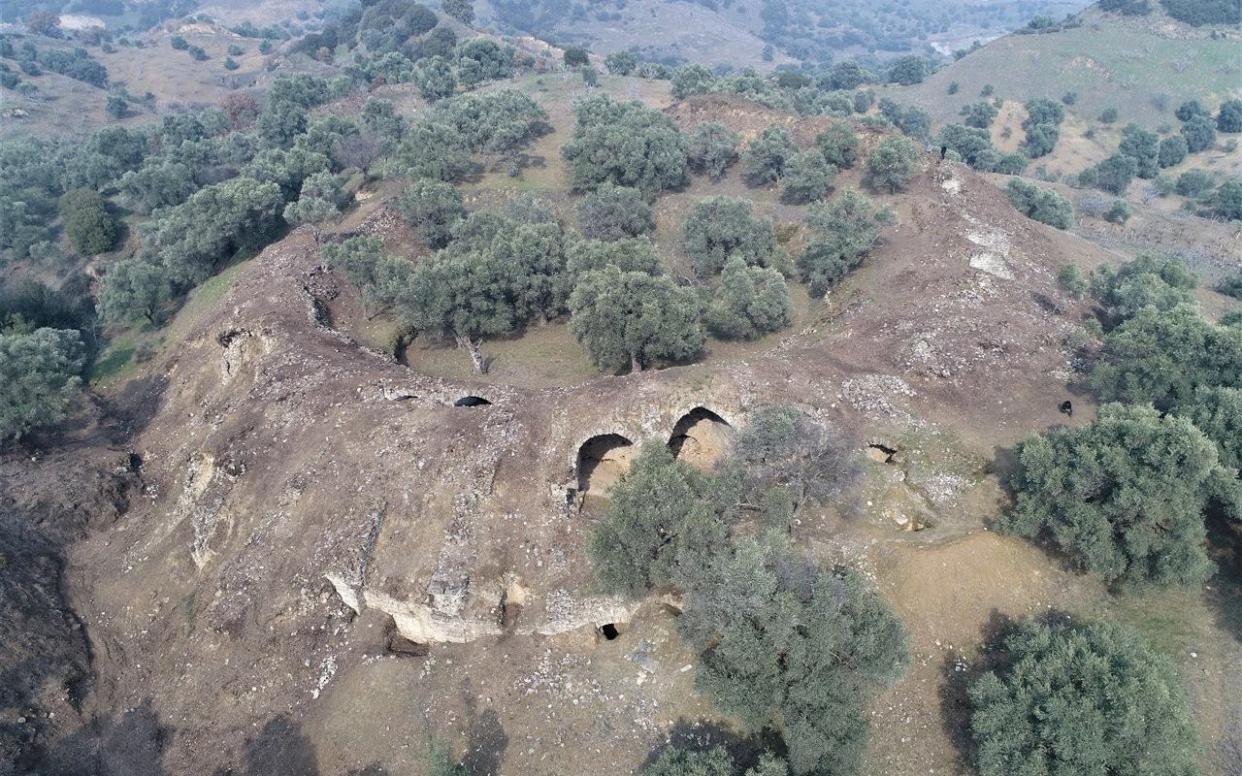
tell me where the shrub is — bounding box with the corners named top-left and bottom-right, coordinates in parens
top-left (569, 266), bottom-right (704, 373)
top-left (1180, 114), bottom-right (1216, 153)
top-left (1057, 265), bottom-right (1087, 296)
top-left (1218, 272), bottom-right (1242, 300)
top-left (1002, 403), bottom-right (1229, 586)
top-left (443, 0), bottom-right (474, 24)
top-left (687, 122), bottom-right (740, 180)
top-left (1100, 107), bottom-right (1119, 123)
top-left (1157, 135), bottom-right (1188, 168)
top-left (797, 189), bottom-right (892, 297)
top-left (0, 327), bottom-right (84, 442)
top-left (396, 179), bottom-right (465, 249)
top-left (960, 100), bottom-right (998, 129)
top-left (1104, 200), bottom-right (1131, 223)
top-left (1174, 168), bottom-right (1212, 196)
top-left (948, 80), bottom-right (959, 95)
top-left (562, 95), bottom-right (689, 194)
top-left (60, 188), bottom-right (118, 255)
top-left (1118, 123), bottom-right (1160, 178)
top-left (581, 66), bottom-right (598, 87)
top-left (1088, 154), bottom-right (1138, 195)
top-left (642, 746), bottom-right (786, 776)
top-left (577, 184), bottom-right (654, 241)
top-left (969, 618), bottom-right (1199, 776)
top-left (587, 443), bottom-right (713, 595)
top-left (679, 537), bottom-right (908, 776)
top-left (1005, 179), bottom-right (1072, 229)
top-left (171, 35), bottom-right (188, 50)
top-left (863, 136), bottom-right (920, 193)
top-left (1218, 98), bottom-right (1242, 133)
top-left (1091, 304), bottom-right (1242, 409)
top-left (1213, 179), bottom-right (1242, 220)
top-left (814, 122), bottom-right (859, 169)
top-left (741, 126), bottom-right (797, 186)
top-left (714, 404), bottom-right (861, 519)
top-left (705, 257), bottom-right (792, 340)
top-left (1160, 0), bottom-right (1241, 25)
top-left (682, 197), bottom-right (778, 277)
top-left (780, 149), bottom-right (835, 204)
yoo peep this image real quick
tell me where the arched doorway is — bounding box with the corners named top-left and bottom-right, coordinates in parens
top-left (576, 434), bottom-right (636, 495)
top-left (668, 407), bottom-right (731, 471)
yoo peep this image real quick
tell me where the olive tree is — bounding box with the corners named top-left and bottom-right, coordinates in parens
top-left (814, 122), bottom-right (859, 169)
top-left (0, 327), bottom-right (84, 442)
top-left (1006, 179), bottom-right (1072, 229)
top-left (569, 265), bottom-right (704, 373)
top-left (97, 257), bottom-right (172, 325)
top-left (1088, 253), bottom-right (1197, 328)
top-left (588, 442), bottom-right (716, 595)
top-left (562, 95), bottom-right (689, 194)
top-left (1089, 304), bottom-right (1241, 408)
top-left (60, 188), bottom-right (118, 255)
top-left (576, 183), bottom-right (654, 241)
top-left (1001, 403), bottom-right (1232, 586)
top-left (687, 122), bottom-right (740, 180)
top-left (797, 189), bottom-right (893, 297)
top-left (396, 179), bottom-right (465, 249)
top-left (741, 126), bottom-right (797, 185)
top-left (682, 197), bottom-right (778, 277)
top-left (322, 236), bottom-right (411, 318)
top-left (863, 136), bottom-right (920, 193)
top-left (781, 149), bottom-right (835, 204)
top-left (969, 618), bottom-right (1199, 776)
top-left (678, 538), bottom-right (908, 776)
top-left (705, 257), bottom-right (792, 340)
top-left (566, 237), bottom-right (661, 280)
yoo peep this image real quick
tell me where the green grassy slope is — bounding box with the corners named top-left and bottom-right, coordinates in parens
top-left (893, 11), bottom-right (1241, 130)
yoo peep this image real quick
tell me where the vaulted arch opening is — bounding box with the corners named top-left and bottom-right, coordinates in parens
top-left (668, 407), bottom-right (732, 471)
top-left (576, 434), bottom-right (635, 495)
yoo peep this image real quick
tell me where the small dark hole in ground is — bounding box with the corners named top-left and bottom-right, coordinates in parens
top-left (454, 396), bottom-right (492, 407)
top-left (600, 623), bottom-right (620, 640)
top-left (867, 443), bottom-right (898, 463)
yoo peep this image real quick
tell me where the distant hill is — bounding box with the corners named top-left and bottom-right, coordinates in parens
top-left (893, 3), bottom-right (1241, 130)
top-left (476, 0), bottom-right (1093, 69)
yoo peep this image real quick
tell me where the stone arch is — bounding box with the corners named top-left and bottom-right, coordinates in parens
top-left (668, 407), bottom-right (732, 471)
top-left (576, 434), bottom-right (635, 495)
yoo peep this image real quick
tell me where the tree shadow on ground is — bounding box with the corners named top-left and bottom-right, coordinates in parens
top-left (1204, 506), bottom-right (1242, 644)
top-left (639, 718), bottom-right (784, 773)
top-left (938, 609), bottom-right (1076, 775)
top-left (212, 715), bottom-right (320, 776)
top-left (38, 698), bottom-right (170, 776)
top-left (460, 683), bottom-right (509, 776)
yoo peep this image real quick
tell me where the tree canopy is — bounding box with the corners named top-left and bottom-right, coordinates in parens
top-left (863, 136), bottom-right (920, 193)
top-left (562, 95), bottom-right (689, 194)
top-left (797, 189), bottom-right (893, 297)
top-left (682, 197), bottom-right (779, 277)
top-left (969, 618), bottom-right (1199, 776)
top-left (568, 265), bottom-right (704, 373)
top-left (577, 184), bottom-right (654, 241)
top-left (0, 327), bottom-right (84, 442)
top-left (1001, 403), bottom-right (1231, 586)
top-left (706, 257), bottom-right (793, 341)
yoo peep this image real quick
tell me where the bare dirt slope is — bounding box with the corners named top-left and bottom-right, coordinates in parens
top-left (13, 125), bottom-right (1237, 774)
